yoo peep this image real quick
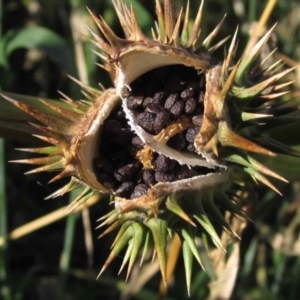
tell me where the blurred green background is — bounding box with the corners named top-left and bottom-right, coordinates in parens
top-left (0, 0), bottom-right (300, 299)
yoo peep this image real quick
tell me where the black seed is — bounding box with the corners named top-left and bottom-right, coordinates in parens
top-left (115, 181), bottom-right (134, 197)
top-left (131, 184), bottom-right (149, 199)
top-left (97, 173), bottom-right (116, 190)
top-left (198, 91), bottom-right (205, 103)
top-left (192, 115), bottom-right (203, 126)
top-left (170, 100), bottom-right (184, 117)
top-left (132, 136), bottom-right (144, 149)
top-left (114, 162), bottom-right (140, 182)
top-left (143, 169), bottom-right (156, 185)
top-left (154, 110), bottom-right (170, 133)
top-left (152, 91), bottom-right (165, 105)
top-left (187, 143), bottom-right (196, 152)
top-left (176, 165), bottom-right (198, 180)
top-left (167, 133), bottom-right (186, 150)
top-left (93, 157), bottom-right (114, 174)
top-left (155, 172), bottom-right (174, 182)
top-left (103, 119), bottom-right (123, 135)
top-left (155, 154), bottom-right (170, 172)
top-left (185, 97), bottom-right (197, 114)
top-left (146, 103), bottom-right (164, 114)
top-left (137, 112), bottom-right (156, 133)
top-left (127, 95), bottom-right (143, 109)
top-left (164, 93), bottom-right (179, 110)
top-left (181, 88), bottom-right (195, 100)
top-left (186, 126), bottom-right (200, 143)
top-left (142, 97), bottom-right (153, 108)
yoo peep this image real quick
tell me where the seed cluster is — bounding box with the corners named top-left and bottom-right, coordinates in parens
top-left (127, 65), bottom-right (205, 153)
top-left (93, 102), bottom-right (208, 200)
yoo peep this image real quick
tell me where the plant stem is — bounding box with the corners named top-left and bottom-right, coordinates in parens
top-left (0, 139), bottom-right (12, 300)
top-left (58, 189), bottom-right (79, 299)
top-left (0, 2), bottom-right (11, 294)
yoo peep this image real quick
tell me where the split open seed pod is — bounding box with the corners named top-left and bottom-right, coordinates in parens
top-left (2, 0), bottom-right (300, 293)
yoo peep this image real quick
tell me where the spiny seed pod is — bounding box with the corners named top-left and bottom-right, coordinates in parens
top-left (2, 0), bottom-right (299, 294)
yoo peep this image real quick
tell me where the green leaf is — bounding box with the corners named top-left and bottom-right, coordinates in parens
top-left (0, 26), bottom-right (76, 75)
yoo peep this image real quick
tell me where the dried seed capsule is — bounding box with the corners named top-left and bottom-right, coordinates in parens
top-left (131, 184), bottom-right (149, 199)
top-left (114, 162), bottom-right (140, 182)
top-left (132, 136), bottom-right (144, 149)
top-left (181, 88), bottom-right (195, 100)
top-left (96, 173), bottom-right (116, 190)
top-left (185, 97), bottom-right (197, 114)
top-left (155, 172), bottom-right (174, 182)
top-left (142, 169), bottom-right (156, 185)
top-left (167, 133), bottom-right (186, 150)
top-left (93, 157), bottom-right (114, 175)
top-left (154, 110), bottom-right (170, 133)
top-left (164, 93), bottom-right (179, 110)
top-left (155, 154), bottom-right (170, 172)
top-left (115, 181), bottom-right (135, 197)
top-left (137, 112), bottom-right (156, 133)
top-left (170, 100), bottom-right (184, 117)
top-left (186, 126), bottom-right (200, 143)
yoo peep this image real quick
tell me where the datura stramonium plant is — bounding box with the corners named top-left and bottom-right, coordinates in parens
top-left (2, 0), bottom-right (299, 292)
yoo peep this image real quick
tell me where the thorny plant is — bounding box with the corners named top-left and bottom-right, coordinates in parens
top-left (1, 0), bottom-right (300, 299)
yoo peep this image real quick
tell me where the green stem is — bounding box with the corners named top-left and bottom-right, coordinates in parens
top-left (58, 189), bottom-right (79, 299)
top-left (0, 139), bottom-right (11, 300)
top-left (0, 2), bottom-right (11, 293)
top-left (248, 0), bottom-right (257, 23)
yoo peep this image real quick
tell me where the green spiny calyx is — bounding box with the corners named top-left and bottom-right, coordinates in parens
top-left (2, 0), bottom-right (299, 293)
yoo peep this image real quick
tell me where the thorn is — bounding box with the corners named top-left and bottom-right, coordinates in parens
top-left (164, 0), bottom-right (174, 42)
top-left (219, 121), bottom-right (275, 156)
top-left (202, 14), bottom-right (227, 49)
top-left (170, 7), bottom-right (183, 45)
top-left (187, 0), bottom-right (204, 48)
